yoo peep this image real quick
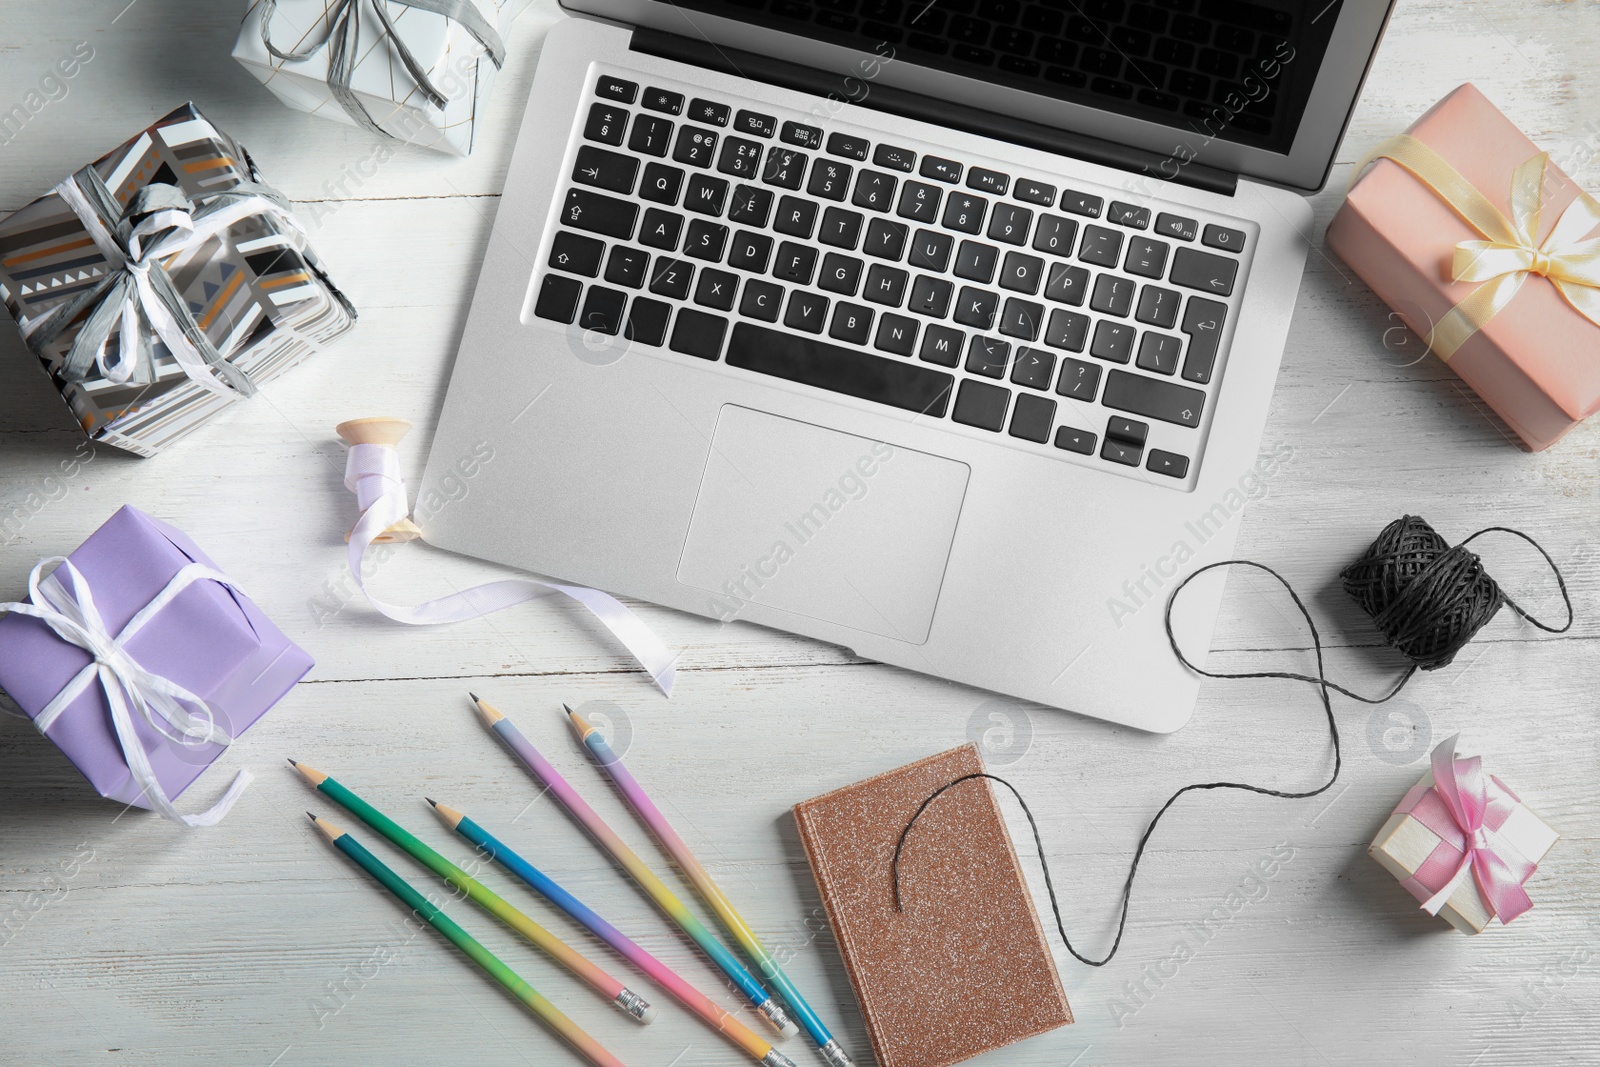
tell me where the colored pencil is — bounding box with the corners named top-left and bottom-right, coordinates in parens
top-left (310, 814), bottom-right (628, 1067)
top-left (566, 706), bottom-right (855, 1067)
top-left (429, 800), bottom-right (795, 1067)
top-left (290, 759), bottom-right (652, 1022)
top-left (470, 694), bottom-right (797, 1038)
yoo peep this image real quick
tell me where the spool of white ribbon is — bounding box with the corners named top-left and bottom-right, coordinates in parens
top-left (342, 441), bottom-right (679, 695)
top-left (1, 558), bottom-right (253, 827)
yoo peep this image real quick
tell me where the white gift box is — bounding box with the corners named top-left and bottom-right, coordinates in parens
top-left (233, 0), bottom-right (520, 156)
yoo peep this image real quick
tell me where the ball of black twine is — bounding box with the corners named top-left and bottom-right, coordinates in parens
top-left (891, 516), bottom-right (1572, 967)
top-left (1340, 515), bottom-right (1571, 670)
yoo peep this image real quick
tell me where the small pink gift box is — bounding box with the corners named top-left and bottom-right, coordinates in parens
top-left (1327, 83), bottom-right (1600, 451)
top-left (1368, 736), bottom-right (1557, 934)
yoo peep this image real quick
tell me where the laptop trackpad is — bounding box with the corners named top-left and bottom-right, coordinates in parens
top-left (677, 406), bottom-right (969, 645)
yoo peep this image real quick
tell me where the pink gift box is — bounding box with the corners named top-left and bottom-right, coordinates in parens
top-left (1327, 83), bottom-right (1600, 450)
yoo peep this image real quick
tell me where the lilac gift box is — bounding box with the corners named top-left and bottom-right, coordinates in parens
top-left (0, 506), bottom-right (312, 811)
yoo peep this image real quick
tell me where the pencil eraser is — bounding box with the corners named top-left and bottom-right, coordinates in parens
top-left (616, 989), bottom-right (653, 1022)
top-left (779, 1020), bottom-right (799, 1039)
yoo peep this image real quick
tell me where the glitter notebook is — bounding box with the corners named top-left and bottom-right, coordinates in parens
top-left (793, 744), bottom-right (1072, 1067)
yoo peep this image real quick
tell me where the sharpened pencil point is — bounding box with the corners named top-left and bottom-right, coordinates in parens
top-left (425, 797), bottom-right (436, 807)
top-left (473, 697), bottom-right (505, 726)
top-left (429, 799), bottom-right (466, 830)
top-left (290, 761), bottom-right (329, 787)
top-left (306, 811), bottom-right (316, 821)
top-left (565, 704), bottom-right (596, 738)
top-left (469, 692), bottom-right (480, 704)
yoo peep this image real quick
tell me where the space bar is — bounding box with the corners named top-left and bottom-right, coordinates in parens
top-left (726, 323), bottom-right (954, 418)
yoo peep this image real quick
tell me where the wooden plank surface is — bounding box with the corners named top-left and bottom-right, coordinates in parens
top-left (1, 2), bottom-right (1597, 1065)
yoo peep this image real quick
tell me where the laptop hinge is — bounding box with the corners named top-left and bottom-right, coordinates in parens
top-left (630, 27), bottom-right (1238, 197)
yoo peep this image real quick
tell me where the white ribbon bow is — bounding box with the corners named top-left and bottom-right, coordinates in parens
top-left (343, 443), bottom-right (679, 694)
top-left (1, 558), bottom-right (253, 826)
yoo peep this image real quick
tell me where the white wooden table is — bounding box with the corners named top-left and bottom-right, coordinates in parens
top-left (2, 3), bottom-right (1597, 1064)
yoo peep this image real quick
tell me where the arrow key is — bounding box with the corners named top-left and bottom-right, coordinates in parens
top-left (1054, 426), bottom-right (1097, 455)
top-left (1106, 415), bottom-right (1148, 445)
top-left (1146, 448), bottom-right (1189, 478)
top-left (1100, 437), bottom-right (1142, 466)
top-left (1170, 246), bottom-right (1238, 296)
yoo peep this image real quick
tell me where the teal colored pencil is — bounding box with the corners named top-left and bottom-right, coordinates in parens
top-left (567, 705), bottom-right (854, 1067)
top-left (470, 695), bottom-right (796, 1038)
top-left (429, 800), bottom-right (793, 1067)
top-left (309, 814), bottom-right (628, 1067)
top-left (290, 759), bottom-right (650, 1022)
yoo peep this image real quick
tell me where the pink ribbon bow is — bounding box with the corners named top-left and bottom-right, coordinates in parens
top-left (1395, 735), bottom-right (1537, 925)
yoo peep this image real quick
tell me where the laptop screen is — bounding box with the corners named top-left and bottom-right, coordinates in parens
top-left (660, 0), bottom-right (1343, 158)
top-left (566, 0), bottom-right (1391, 189)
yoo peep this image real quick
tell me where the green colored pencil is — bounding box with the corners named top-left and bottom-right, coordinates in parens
top-left (310, 814), bottom-right (628, 1067)
top-left (290, 759), bottom-right (650, 1022)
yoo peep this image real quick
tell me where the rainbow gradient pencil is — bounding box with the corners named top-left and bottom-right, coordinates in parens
top-left (290, 760), bottom-right (652, 1022)
top-left (470, 695), bottom-right (796, 1038)
top-left (429, 800), bottom-right (794, 1067)
top-left (566, 706), bottom-right (855, 1067)
top-left (309, 814), bottom-right (629, 1067)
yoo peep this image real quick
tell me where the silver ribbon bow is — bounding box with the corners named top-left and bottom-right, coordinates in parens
top-left (21, 164), bottom-right (305, 397)
top-left (259, 0), bottom-right (507, 138)
top-left (1, 558), bottom-right (254, 826)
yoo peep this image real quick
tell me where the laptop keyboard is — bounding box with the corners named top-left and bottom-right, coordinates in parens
top-left (530, 69), bottom-right (1254, 487)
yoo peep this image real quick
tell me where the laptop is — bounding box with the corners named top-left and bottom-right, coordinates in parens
top-left (421, 0), bottom-right (1394, 732)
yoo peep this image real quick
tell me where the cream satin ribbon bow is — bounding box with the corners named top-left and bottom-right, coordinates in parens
top-left (1353, 134), bottom-right (1600, 359)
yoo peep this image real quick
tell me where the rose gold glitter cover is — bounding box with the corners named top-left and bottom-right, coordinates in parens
top-left (794, 744), bottom-right (1072, 1067)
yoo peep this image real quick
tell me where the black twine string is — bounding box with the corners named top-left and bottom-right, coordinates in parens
top-left (890, 521), bottom-right (1571, 968)
top-left (1341, 518), bottom-right (1572, 668)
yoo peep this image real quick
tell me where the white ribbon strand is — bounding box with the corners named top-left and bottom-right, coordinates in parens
top-left (1, 558), bottom-right (253, 827)
top-left (342, 443), bottom-right (678, 695)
